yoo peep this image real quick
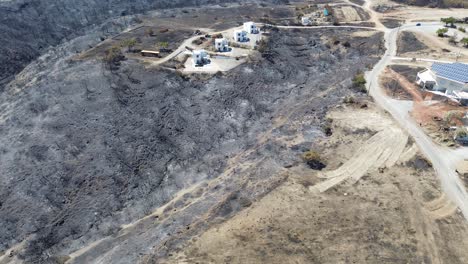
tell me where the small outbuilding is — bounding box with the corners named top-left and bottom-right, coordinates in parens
top-left (243, 22), bottom-right (259, 34)
top-left (141, 50), bottom-right (160, 57)
top-left (233, 30), bottom-right (248, 42)
top-left (215, 38), bottom-right (229, 52)
top-left (301, 17), bottom-right (311, 26)
top-left (192, 50), bottom-right (209, 66)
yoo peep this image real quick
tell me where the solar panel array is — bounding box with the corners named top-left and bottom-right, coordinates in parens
top-left (431, 62), bottom-right (468, 83)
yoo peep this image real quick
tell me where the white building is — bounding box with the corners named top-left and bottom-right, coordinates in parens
top-left (243, 22), bottom-right (258, 34)
top-left (417, 62), bottom-right (468, 104)
top-left (214, 38), bottom-right (229, 52)
top-left (233, 30), bottom-right (248, 42)
top-left (301, 17), bottom-right (311, 26)
top-left (192, 50), bottom-right (209, 66)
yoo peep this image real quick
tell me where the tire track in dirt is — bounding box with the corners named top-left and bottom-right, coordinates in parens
top-left (398, 143), bottom-right (418, 164)
top-left (311, 108), bottom-right (409, 193)
top-left (311, 127), bottom-right (408, 192)
top-left (426, 194), bottom-right (458, 220)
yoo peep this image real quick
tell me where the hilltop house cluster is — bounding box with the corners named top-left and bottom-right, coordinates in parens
top-left (233, 21), bottom-right (259, 42)
top-left (192, 22), bottom-right (259, 66)
top-left (416, 62), bottom-right (468, 105)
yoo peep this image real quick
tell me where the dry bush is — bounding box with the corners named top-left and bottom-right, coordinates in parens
top-left (302, 150), bottom-right (326, 170)
top-left (103, 45), bottom-right (125, 68)
top-left (443, 110), bottom-right (464, 125)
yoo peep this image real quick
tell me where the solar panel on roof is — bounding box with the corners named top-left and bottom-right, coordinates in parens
top-left (431, 62), bottom-right (468, 83)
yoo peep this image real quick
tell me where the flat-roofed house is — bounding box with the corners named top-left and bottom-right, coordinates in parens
top-left (233, 30), bottom-right (248, 42)
top-left (192, 49), bottom-right (209, 66)
top-left (416, 62), bottom-right (468, 104)
top-left (243, 22), bottom-right (258, 34)
top-left (214, 38), bottom-right (229, 52)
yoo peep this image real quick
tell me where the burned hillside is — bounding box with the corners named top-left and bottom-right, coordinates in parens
top-left (0, 0), bottom-right (291, 90)
top-left (0, 25), bottom-right (384, 263)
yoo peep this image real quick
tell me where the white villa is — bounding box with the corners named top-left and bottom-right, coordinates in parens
top-left (214, 38), bottom-right (229, 52)
top-left (192, 50), bottom-right (209, 66)
top-left (233, 30), bottom-right (248, 42)
top-left (416, 62), bottom-right (468, 104)
top-left (243, 22), bottom-right (258, 34)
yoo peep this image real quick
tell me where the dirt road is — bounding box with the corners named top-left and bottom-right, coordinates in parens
top-left (150, 35), bottom-right (200, 66)
top-left (270, 24), bottom-right (379, 31)
top-left (266, 2), bottom-right (468, 220)
top-left (158, 4), bottom-right (468, 220)
top-left (393, 56), bottom-right (459, 63)
top-left (366, 21), bottom-right (468, 219)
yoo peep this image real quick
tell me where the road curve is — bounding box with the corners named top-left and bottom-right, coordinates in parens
top-left (366, 22), bottom-right (468, 219)
top-left (157, 18), bottom-right (468, 219)
top-left (271, 18), bottom-right (468, 219)
top-left (150, 35), bottom-right (199, 66)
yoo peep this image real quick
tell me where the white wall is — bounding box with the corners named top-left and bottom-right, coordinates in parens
top-left (437, 76), bottom-right (466, 94)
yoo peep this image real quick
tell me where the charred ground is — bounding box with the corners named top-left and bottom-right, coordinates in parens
top-left (0, 17), bottom-right (384, 262)
top-left (0, 0), bottom-right (291, 90)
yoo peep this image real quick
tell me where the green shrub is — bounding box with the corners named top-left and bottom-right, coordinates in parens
top-left (459, 27), bottom-right (466, 33)
top-left (158, 41), bottom-right (169, 49)
top-left (352, 73), bottom-right (367, 93)
top-left (436, 28), bottom-right (448, 37)
top-left (462, 38), bottom-right (468, 47)
top-left (441, 17), bottom-right (456, 27)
